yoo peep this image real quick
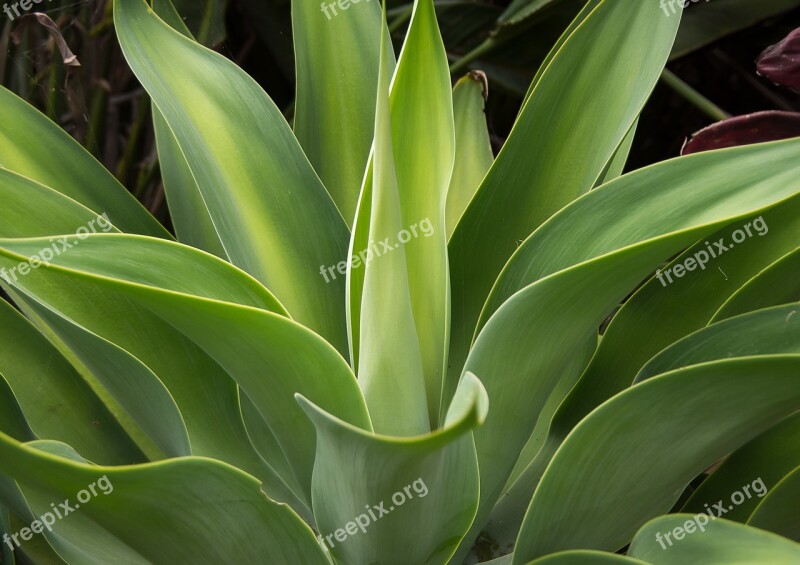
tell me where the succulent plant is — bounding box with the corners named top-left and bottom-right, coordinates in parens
top-left (0, 0), bottom-right (798, 563)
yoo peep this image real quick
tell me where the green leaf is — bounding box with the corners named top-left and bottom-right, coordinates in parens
top-left (560, 195), bottom-right (800, 440)
top-left (749, 465), bottom-right (800, 542)
top-left (0, 503), bottom-right (13, 565)
top-left (168, 0), bottom-right (227, 45)
top-left (0, 88), bottom-right (168, 239)
top-left (0, 373), bottom-right (34, 443)
top-left (0, 233), bottom-right (372, 503)
top-left (297, 372), bottom-right (487, 564)
top-left (713, 247), bottom-right (800, 321)
top-left (524, 550), bottom-right (648, 565)
top-left (356, 13), bottom-right (429, 436)
top-left (350, 0), bottom-right (454, 429)
top-left (446, 72), bottom-right (493, 239)
top-left (636, 304), bottom-right (800, 382)
top-left (514, 357), bottom-right (800, 561)
top-left (0, 433), bottom-right (330, 564)
top-left (457, 138), bottom-right (800, 560)
top-left (150, 0), bottom-right (227, 259)
top-left (0, 230), bottom-right (300, 508)
top-left (0, 299), bottom-right (143, 465)
top-left (446, 0), bottom-right (681, 407)
top-left (115, 0), bottom-right (351, 354)
top-left (7, 284), bottom-right (192, 459)
top-left (629, 515), bottom-right (800, 564)
top-left (292, 0), bottom-right (392, 224)
top-left (681, 412), bottom-right (800, 524)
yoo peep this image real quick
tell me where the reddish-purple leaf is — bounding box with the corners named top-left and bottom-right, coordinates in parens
top-left (757, 28), bottom-right (800, 93)
top-left (682, 111), bottom-right (800, 155)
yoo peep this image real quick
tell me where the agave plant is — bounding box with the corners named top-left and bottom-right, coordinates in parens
top-left (0, 0), bottom-right (799, 563)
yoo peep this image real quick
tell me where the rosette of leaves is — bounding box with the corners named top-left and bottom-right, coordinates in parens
top-left (0, 0), bottom-right (798, 563)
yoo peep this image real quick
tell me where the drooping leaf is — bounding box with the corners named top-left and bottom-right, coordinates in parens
top-left (0, 233), bottom-right (372, 503)
top-left (0, 433), bottom-right (330, 564)
top-left (757, 27), bottom-right (800, 93)
top-left (682, 111), bottom-right (800, 155)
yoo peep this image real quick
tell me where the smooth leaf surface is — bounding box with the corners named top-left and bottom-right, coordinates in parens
top-left (297, 372), bottom-right (487, 564)
top-left (748, 465), bottom-right (800, 541)
top-left (681, 412), bottom-right (800, 524)
top-left (292, 0), bottom-right (392, 224)
top-left (0, 88), bottom-right (167, 238)
top-left (713, 247), bottom-right (800, 321)
top-left (8, 285), bottom-right (192, 459)
top-left (446, 0), bottom-right (681, 407)
top-left (446, 71), bottom-right (493, 239)
top-left (0, 234), bottom-right (372, 503)
top-left (356, 15), bottom-right (429, 436)
top-left (0, 434), bottom-right (329, 564)
top-left (0, 299), bottom-right (142, 465)
top-left (459, 138), bottom-right (800, 559)
top-left (629, 515), bottom-right (800, 564)
top-left (514, 357), bottom-right (800, 561)
top-left (0, 229), bottom-right (302, 508)
top-left (635, 304), bottom-right (800, 382)
top-left (350, 0), bottom-right (454, 428)
top-left (115, 0), bottom-right (351, 354)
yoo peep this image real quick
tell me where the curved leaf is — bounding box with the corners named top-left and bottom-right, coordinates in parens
top-left (713, 247), bottom-right (800, 321)
top-left (0, 299), bottom-right (142, 465)
top-left (458, 138), bottom-right (800, 559)
top-left (514, 357), bottom-right (800, 561)
top-left (629, 515), bottom-right (800, 564)
top-left (681, 412), bottom-right (800, 524)
top-left (446, 0), bottom-right (681, 406)
top-left (297, 372), bottom-right (487, 564)
top-left (0, 233), bottom-right (372, 503)
top-left (635, 304), bottom-right (800, 382)
top-left (115, 0), bottom-right (351, 353)
top-left (0, 88), bottom-right (167, 238)
top-left (748, 465), bottom-right (800, 542)
top-left (0, 433), bottom-right (329, 564)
